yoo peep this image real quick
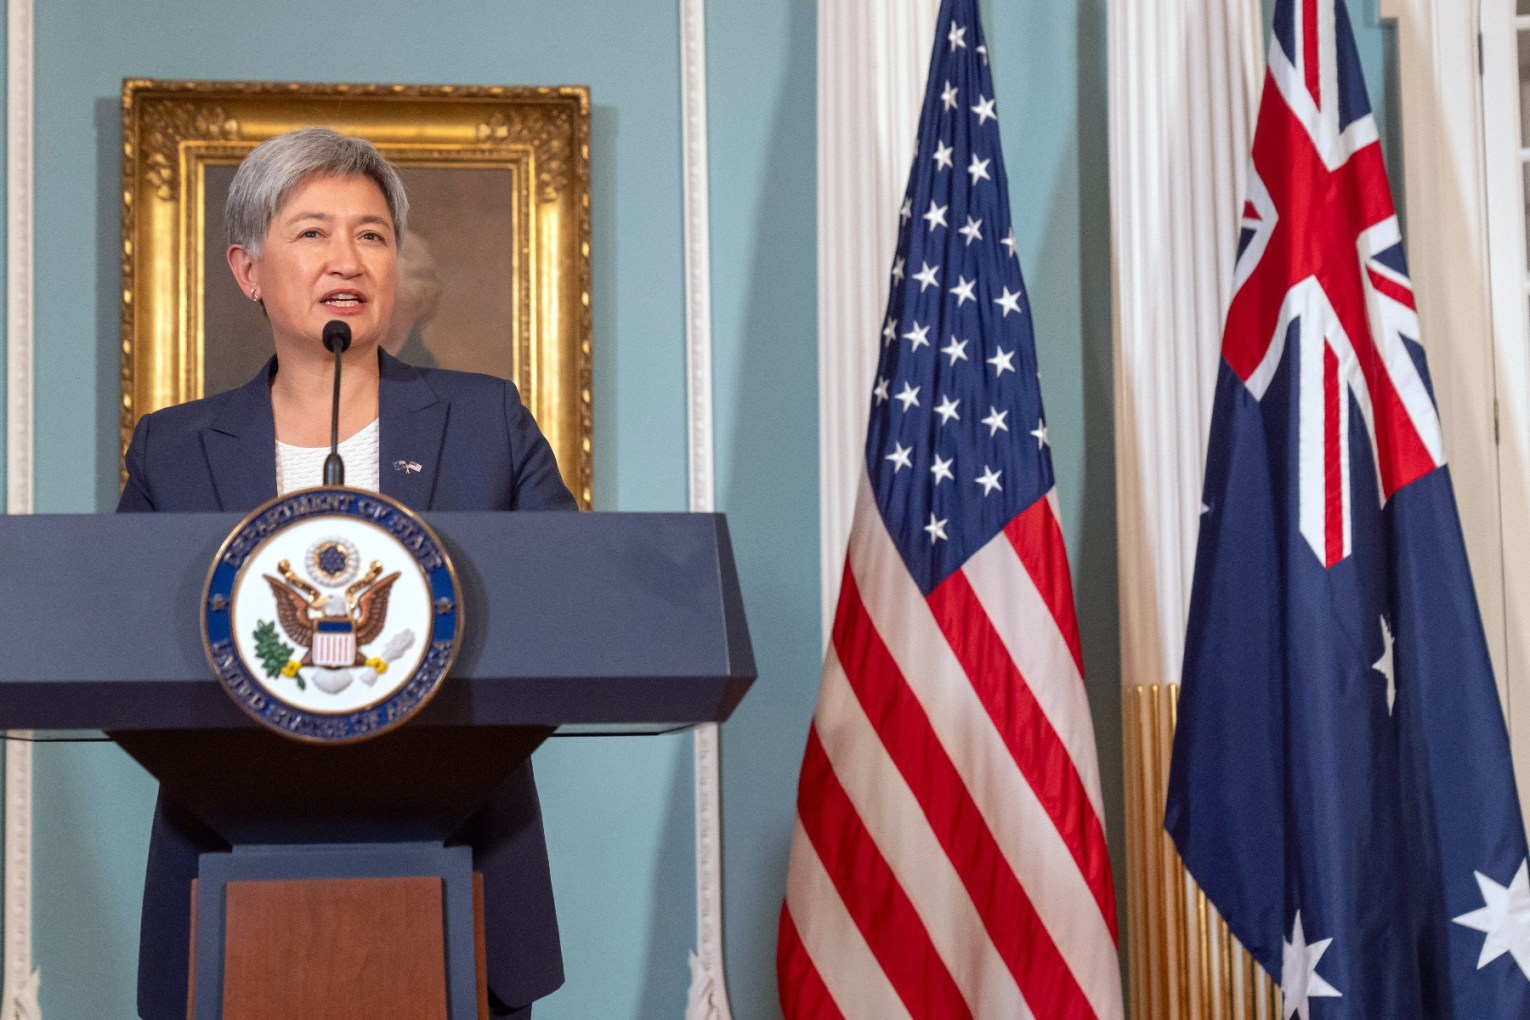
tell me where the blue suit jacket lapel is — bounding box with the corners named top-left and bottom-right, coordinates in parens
top-left (201, 358), bottom-right (278, 512)
top-left (378, 351), bottom-right (447, 509)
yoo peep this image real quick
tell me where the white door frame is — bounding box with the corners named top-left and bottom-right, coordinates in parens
top-left (1383, 0), bottom-right (1530, 819)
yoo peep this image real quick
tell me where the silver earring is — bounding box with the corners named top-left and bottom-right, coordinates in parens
top-left (250, 289), bottom-right (260, 302)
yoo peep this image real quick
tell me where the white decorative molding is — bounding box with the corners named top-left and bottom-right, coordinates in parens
top-left (1461, 0), bottom-right (1530, 818)
top-left (0, 749), bottom-right (32, 1020)
top-left (4, 0), bottom-right (36, 1010)
top-left (817, 0), bottom-right (937, 638)
top-left (5, 0), bottom-right (32, 512)
top-left (677, 0), bottom-right (731, 1017)
top-left (1107, 0), bottom-right (1262, 688)
top-left (680, 0), bottom-right (714, 522)
top-left (685, 728), bottom-right (727, 1020)
top-left (1384, 0), bottom-right (1503, 680)
top-left (1372, 0), bottom-right (1530, 817)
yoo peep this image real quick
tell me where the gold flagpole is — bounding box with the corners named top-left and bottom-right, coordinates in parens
top-left (1123, 684), bottom-right (1281, 1018)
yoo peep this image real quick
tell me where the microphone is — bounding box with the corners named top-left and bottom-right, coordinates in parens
top-left (322, 321), bottom-right (352, 486)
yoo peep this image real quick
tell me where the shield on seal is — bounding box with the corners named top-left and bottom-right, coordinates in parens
top-left (312, 616), bottom-right (357, 667)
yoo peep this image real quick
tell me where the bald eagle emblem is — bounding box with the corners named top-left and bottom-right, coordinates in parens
top-left (257, 541), bottom-right (417, 696)
top-left (266, 557), bottom-right (399, 667)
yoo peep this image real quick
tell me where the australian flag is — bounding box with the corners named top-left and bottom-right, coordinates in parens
top-left (1164, 1), bottom-right (1530, 1017)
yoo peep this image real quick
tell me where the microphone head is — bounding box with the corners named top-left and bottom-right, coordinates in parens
top-left (322, 320), bottom-right (352, 354)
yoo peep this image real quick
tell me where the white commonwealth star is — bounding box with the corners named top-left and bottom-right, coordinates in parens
top-left (981, 407), bottom-right (1009, 436)
top-left (932, 140), bottom-right (954, 171)
top-left (975, 465), bottom-right (1002, 496)
top-left (923, 199), bottom-right (949, 232)
top-left (1282, 911), bottom-right (1342, 1020)
top-left (894, 381), bottom-right (921, 411)
top-left (941, 336), bottom-right (969, 365)
top-left (947, 22), bottom-right (967, 51)
top-left (967, 153), bottom-right (991, 185)
top-left (913, 261), bottom-right (940, 292)
top-left (1373, 616), bottom-right (1396, 716)
top-left (924, 512), bottom-right (949, 543)
top-left (994, 287), bottom-right (1023, 317)
top-left (885, 442), bottom-right (913, 472)
top-left (950, 275), bottom-right (976, 305)
top-left (940, 80), bottom-right (958, 111)
top-left (933, 395), bottom-right (960, 425)
top-left (929, 453), bottom-right (954, 484)
top-left (872, 377), bottom-right (889, 404)
top-left (902, 321), bottom-right (931, 350)
top-left (1454, 859), bottom-right (1530, 979)
top-left (958, 217), bottom-right (983, 247)
top-left (971, 95), bottom-right (998, 126)
top-left (987, 347), bottom-right (1016, 377)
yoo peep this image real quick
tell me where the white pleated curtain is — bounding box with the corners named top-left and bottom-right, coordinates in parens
top-left (1109, 0), bottom-right (1262, 693)
top-left (818, 0), bottom-right (940, 632)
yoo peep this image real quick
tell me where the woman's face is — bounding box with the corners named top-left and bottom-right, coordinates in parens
top-left (229, 173), bottom-right (398, 357)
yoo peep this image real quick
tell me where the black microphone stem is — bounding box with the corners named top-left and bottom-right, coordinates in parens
top-left (322, 327), bottom-right (346, 486)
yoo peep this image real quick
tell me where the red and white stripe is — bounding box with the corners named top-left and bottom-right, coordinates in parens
top-left (312, 629), bottom-right (356, 669)
top-left (780, 476), bottom-right (1123, 1019)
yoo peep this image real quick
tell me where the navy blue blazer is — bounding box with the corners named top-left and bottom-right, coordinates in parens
top-left (119, 350), bottom-right (573, 1019)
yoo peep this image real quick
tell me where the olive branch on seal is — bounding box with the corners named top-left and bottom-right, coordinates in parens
top-left (252, 620), bottom-right (303, 689)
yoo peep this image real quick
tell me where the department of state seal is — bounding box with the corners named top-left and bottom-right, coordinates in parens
top-left (201, 487), bottom-right (462, 743)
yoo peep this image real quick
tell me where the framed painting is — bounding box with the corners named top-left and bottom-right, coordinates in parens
top-left (120, 79), bottom-right (593, 508)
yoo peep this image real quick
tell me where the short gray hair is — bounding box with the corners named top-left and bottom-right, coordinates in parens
top-left (225, 127), bottom-right (409, 255)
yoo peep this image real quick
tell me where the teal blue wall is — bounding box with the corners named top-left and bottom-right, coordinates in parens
top-left (705, 2), bottom-right (820, 1012)
top-left (0, 1), bottom-right (1404, 1018)
top-left (27, 1), bottom-right (699, 1017)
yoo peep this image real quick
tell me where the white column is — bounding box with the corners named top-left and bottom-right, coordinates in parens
top-left (1381, 0), bottom-right (1505, 687)
top-left (677, 1), bottom-right (733, 1018)
top-left (817, 0), bottom-right (938, 636)
top-left (1108, 0), bottom-right (1262, 688)
top-left (3, 0), bottom-right (38, 1009)
top-left (1414, 0), bottom-right (1529, 817)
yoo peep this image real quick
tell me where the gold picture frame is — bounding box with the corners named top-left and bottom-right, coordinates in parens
top-left (120, 78), bottom-right (593, 508)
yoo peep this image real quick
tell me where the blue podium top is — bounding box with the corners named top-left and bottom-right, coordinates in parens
top-left (0, 511), bottom-right (754, 733)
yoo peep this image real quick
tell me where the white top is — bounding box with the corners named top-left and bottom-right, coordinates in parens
top-left (276, 418), bottom-right (381, 494)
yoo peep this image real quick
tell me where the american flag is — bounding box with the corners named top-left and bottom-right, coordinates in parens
top-left (777, 1), bottom-right (1123, 1016)
top-left (1166, 1), bottom-right (1530, 1015)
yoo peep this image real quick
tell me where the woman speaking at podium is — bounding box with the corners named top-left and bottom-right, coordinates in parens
top-left (118, 128), bottom-right (571, 1019)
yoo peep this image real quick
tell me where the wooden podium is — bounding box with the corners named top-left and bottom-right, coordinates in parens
top-left (0, 511), bottom-right (755, 1019)
top-left (200, 870), bottom-right (476, 1019)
